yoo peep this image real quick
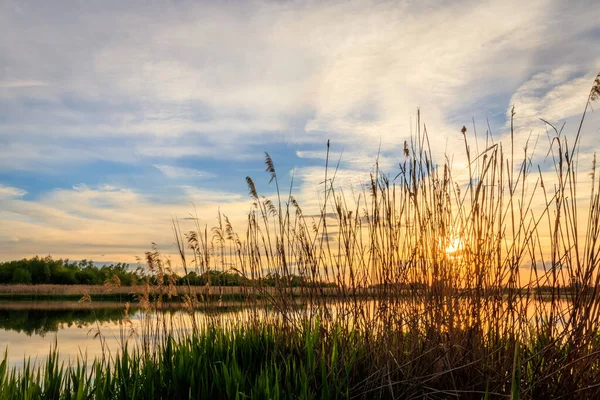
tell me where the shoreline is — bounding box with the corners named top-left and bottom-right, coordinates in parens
top-left (0, 283), bottom-right (582, 302)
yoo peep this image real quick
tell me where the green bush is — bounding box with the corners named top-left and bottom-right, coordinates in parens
top-left (11, 267), bottom-right (31, 284)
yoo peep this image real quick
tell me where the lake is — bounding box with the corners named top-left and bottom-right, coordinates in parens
top-left (0, 296), bottom-right (574, 370)
top-left (0, 300), bottom-right (274, 369)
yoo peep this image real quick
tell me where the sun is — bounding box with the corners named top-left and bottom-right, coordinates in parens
top-left (445, 236), bottom-right (464, 257)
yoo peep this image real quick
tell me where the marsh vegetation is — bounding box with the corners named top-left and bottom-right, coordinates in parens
top-left (1, 74), bottom-right (600, 399)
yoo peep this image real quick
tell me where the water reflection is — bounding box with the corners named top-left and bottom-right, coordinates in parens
top-left (0, 300), bottom-right (265, 368)
top-left (0, 298), bottom-right (574, 369)
top-left (0, 308), bottom-right (125, 337)
top-left (0, 301), bottom-right (253, 336)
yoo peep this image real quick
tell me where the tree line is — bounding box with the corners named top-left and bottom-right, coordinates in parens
top-left (0, 256), bottom-right (140, 285)
top-left (0, 256), bottom-right (337, 288)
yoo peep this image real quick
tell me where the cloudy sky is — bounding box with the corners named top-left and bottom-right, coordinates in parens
top-left (1, 0), bottom-right (599, 263)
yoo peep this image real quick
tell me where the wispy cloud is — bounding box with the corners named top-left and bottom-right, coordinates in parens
top-left (0, 182), bottom-right (252, 261)
top-left (0, 185), bottom-right (27, 198)
top-left (154, 165), bottom-right (215, 180)
top-left (509, 64), bottom-right (600, 128)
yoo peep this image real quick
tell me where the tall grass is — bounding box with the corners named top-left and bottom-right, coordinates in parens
top-left (2, 72), bottom-right (600, 398)
top-left (0, 323), bottom-right (375, 400)
top-left (172, 71), bottom-right (600, 397)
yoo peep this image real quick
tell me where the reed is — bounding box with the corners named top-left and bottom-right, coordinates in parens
top-left (2, 72), bottom-right (600, 399)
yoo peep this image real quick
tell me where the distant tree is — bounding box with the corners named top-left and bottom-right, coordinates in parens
top-left (0, 256), bottom-right (144, 286)
top-left (29, 258), bottom-right (51, 284)
top-left (12, 268), bottom-right (32, 284)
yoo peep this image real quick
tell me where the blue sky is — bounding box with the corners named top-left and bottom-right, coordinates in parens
top-left (1, 0), bottom-right (600, 263)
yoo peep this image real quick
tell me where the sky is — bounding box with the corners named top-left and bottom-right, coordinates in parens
top-left (1, 0), bottom-right (600, 264)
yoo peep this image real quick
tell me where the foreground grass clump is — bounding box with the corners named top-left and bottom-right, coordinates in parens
top-left (2, 320), bottom-right (600, 399)
top-left (0, 323), bottom-right (364, 400)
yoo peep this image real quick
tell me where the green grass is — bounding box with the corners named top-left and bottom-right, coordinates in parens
top-left (2, 321), bottom-right (599, 399)
top-left (0, 323), bottom-right (364, 400)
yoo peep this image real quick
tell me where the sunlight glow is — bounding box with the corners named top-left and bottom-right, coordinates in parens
top-left (445, 236), bottom-right (464, 257)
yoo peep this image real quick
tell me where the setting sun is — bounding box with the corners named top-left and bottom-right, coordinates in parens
top-left (445, 236), bottom-right (464, 257)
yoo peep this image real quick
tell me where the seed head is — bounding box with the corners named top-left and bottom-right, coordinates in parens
top-left (591, 72), bottom-right (600, 102)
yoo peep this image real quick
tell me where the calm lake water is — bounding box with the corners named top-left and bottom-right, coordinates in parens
top-left (0, 301), bottom-right (261, 369)
top-left (0, 298), bottom-right (572, 369)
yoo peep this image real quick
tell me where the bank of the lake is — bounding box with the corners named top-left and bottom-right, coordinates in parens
top-left (1, 315), bottom-right (598, 399)
top-left (0, 284), bottom-right (582, 303)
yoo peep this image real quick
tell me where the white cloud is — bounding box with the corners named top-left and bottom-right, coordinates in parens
top-left (0, 141), bottom-right (134, 172)
top-left (154, 164), bottom-right (215, 180)
top-left (3, 0), bottom-right (596, 151)
top-left (296, 151), bottom-right (328, 160)
top-left (0, 185), bottom-right (27, 198)
top-left (179, 186), bottom-right (245, 203)
top-left (509, 64), bottom-right (600, 128)
top-left (0, 183), bottom-right (253, 262)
